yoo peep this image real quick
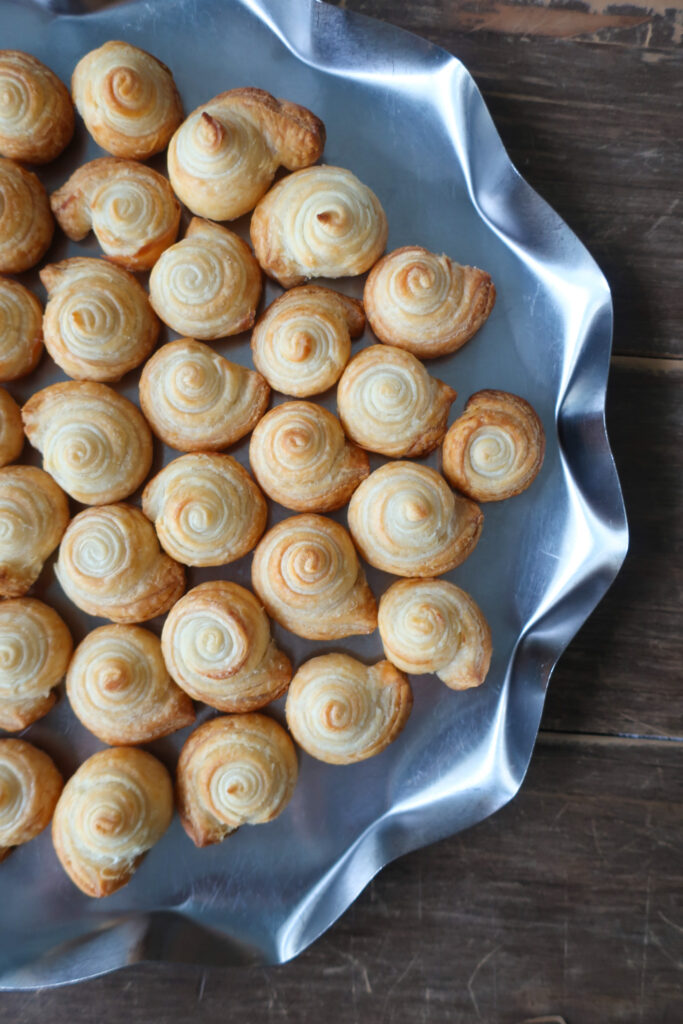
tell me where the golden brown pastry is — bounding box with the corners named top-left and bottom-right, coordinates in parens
top-left (40, 258), bottom-right (159, 382)
top-left (348, 462), bottom-right (483, 577)
top-left (168, 88), bottom-right (325, 221)
top-left (250, 165), bottom-right (388, 288)
top-left (139, 338), bottom-right (269, 452)
top-left (0, 158), bottom-right (53, 273)
top-left (0, 388), bottom-right (23, 467)
top-left (286, 654), bottom-right (412, 765)
top-left (251, 514), bottom-right (377, 640)
top-left (442, 390), bottom-right (546, 501)
top-left (0, 740), bottom-right (63, 862)
top-left (50, 158), bottom-right (181, 271)
top-left (337, 344), bottom-right (456, 458)
top-left (0, 466), bottom-right (69, 598)
top-left (161, 581), bottom-right (291, 713)
top-left (0, 51), bottom-right (74, 164)
top-left (55, 503), bottom-right (185, 623)
top-left (249, 401), bottom-right (368, 513)
top-left (66, 625), bottom-right (195, 745)
top-left (52, 747), bottom-right (173, 898)
top-left (176, 714), bottom-right (298, 847)
top-left (22, 382), bottom-right (153, 504)
top-left (0, 598), bottom-right (72, 732)
top-left (363, 246), bottom-right (495, 358)
top-left (142, 453), bottom-right (267, 566)
top-left (0, 277), bottom-right (43, 382)
top-left (71, 41), bottom-right (182, 160)
top-left (251, 285), bottom-right (364, 397)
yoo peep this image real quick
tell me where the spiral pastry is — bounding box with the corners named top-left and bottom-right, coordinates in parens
top-left (52, 747), bottom-right (173, 898)
top-left (161, 581), bottom-right (292, 713)
top-left (251, 514), bottom-right (377, 640)
top-left (0, 740), bottom-right (63, 862)
top-left (142, 453), bottom-right (267, 566)
top-left (55, 503), bottom-right (185, 624)
top-left (337, 344), bottom-right (457, 458)
top-left (0, 51), bottom-right (74, 164)
top-left (0, 598), bottom-right (72, 732)
top-left (0, 466), bottom-right (69, 598)
top-left (40, 258), bottom-right (159, 382)
top-left (251, 285), bottom-right (365, 397)
top-left (22, 382), bottom-right (153, 505)
top-left (139, 338), bottom-right (269, 452)
top-left (0, 277), bottom-right (43, 382)
top-left (249, 402), bottom-right (369, 513)
top-left (176, 714), bottom-right (298, 847)
top-left (442, 390), bottom-right (546, 502)
top-left (286, 654), bottom-right (412, 765)
top-left (71, 41), bottom-right (183, 160)
top-left (50, 158), bottom-right (181, 271)
top-left (364, 246), bottom-right (496, 358)
top-left (0, 388), bottom-right (23, 467)
top-left (251, 165), bottom-right (388, 288)
top-left (348, 462), bottom-right (483, 578)
top-left (67, 625), bottom-right (195, 746)
top-left (0, 158), bottom-right (53, 274)
top-left (168, 87), bottom-right (325, 221)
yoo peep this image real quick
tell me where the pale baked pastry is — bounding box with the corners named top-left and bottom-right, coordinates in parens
top-left (52, 747), bottom-right (173, 898)
top-left (22, 382), bottom-right (153, 504)
top-left (0, 388), bottom-right (23, 467)
top-left (142, 453), bottom-right (267, 566)
top-left (251, 514), bottom-right (377, 640)
top-left (168, 88), bottom-right (325, 221)
top-left (161, 581), bottom-right (292, 713)
top-left (71, 41), bottom-right (183, 160)
top-left (286, 654), bottom-right (412, 765)
top-left (0, 740), bottom-right (63, 863)
top-left (0, 158), bottom-right (53, 274)
top-left (0, 277), bottom-right (43, 382)
top-left (0, 51), bottom-right (74, 164)
top-left (364, 246), bottom-right (495, 358)
top-left (0, 598), bottom-right (72, 732)
top-left (67, 624), bottom-right (195, 746)
top-left (442, 390), bottom-right (546, 501)
top-left (139, 338), bottom-right (269, 452)
top-left (250, 165), bottom-right (388, 288)
top-left (337, 344), bottom-right (457, 457)
top-left (55, 503), bottom-right (185, 623)
top-left (0, 465), bottom-right (69, 598)
top-left (251, 285), bottom-right (365, 397)
top-left (348, 462), bottom-right (483, 577)
top-left (176, 714), bottom-right (298, 847)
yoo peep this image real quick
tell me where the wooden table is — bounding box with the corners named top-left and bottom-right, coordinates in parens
top-left (4, 1), bottom-right (682, 1020)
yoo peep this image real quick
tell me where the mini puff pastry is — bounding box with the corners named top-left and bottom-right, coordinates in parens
top-left (22, 382), bottom-right (153, 505)
top-left (364, 246), bottom-right (495, 358)
top-left (149, 218), bottom-right (262, 340)
top-left (286, 654), bottom-right (412, 765)
top-left (0, 51), bottom-right (74, 164)
top-left (0, 389), bottom-right (24, 467)
top-left (161, 581), bottom-right (292, 713)
top-left (251, 514), bottom-right (377, 640)
top-left (442, 390), bottom-right (545, 501)
top-left (71, 41), bottom-right (183, 160)
top-left (0, 740), bottom-right (63, 863)
top-left (337, 344), bottom-right (457, 458)
top-left (50, 158), bottom-right (181, 271)
top-left (0, 159), bottom-right (53, 274)
top-left (250, 165), bottom-right (388, 288)
top-left (249, 401), bottom-right (369, 513)
top-left (142, 453), bottom-right (267, 566)
top-left (0, 277), bottom-right (43, 382)
top-left (348, 462), bottom-right (483, 578)
top-left (0, 466), bottom-right (69, 598)
top-left (40, 258), bottom-right (159, 382)
top-left (55, 503), bottom-right (185, 624)
top-left (67, 625), bottom-right (195, 746)
top-left (176, 714), bottom-right (298, 847)
top-left (168, 87), bottom-right (325, 221)
top-left (52, 746), bottom-right (173, 898)
top-left (0, 598), bottom-right (72, 732)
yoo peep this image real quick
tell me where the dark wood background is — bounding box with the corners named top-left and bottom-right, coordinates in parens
top-left (3, 1), bottom-right (682, 1021)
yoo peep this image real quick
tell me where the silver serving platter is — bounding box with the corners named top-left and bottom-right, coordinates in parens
top-left (0, 0), bottom-right (627, 988)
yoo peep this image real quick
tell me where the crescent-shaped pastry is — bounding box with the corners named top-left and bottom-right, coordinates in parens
top-left (285, 654), bottom-right (412, 765)
top-left (161, 581), bottom-right (292, 713)
top-left (139, 338), bottom-right (269, 452)
top-left (52, 747), bottom-right (173, 898)
top-left (71, 41), bottom-right (183, 160)
top-left (50, 158), bottom-right (181, 271)
top-left (176, 714), bottom-right (298, 847)
top-left (168, 88), bottom-right (325, 221)
top-left (0, 740), bottom-right (63, 863)
top-left (142, 453), bottom-right (267, 566)
top-left (0, 277), bottom-right (43, 382)
top-left (22, 382), bottom-right (153, 505)
top-left (250, 165), bottom-right (388, 288)
top-left (0, 389), bottom-right (23, 467)
top-left (363, 246), bottom-right (496, 358)
top-left (337, 345), bottom-right (457, 458)
top-left (0, 599), bottom-right (72, 732)
top-left (0, 466), bottom-right (69, 598)
top-left (442, 390), bottom-right (546, 501)
top-left (251, 514), bottom-right (377, 640)
top-left (0, 159), bottom-right (53, 274)
top-left (55, 503), bottom-right (185, 624)
top-left (0, 51), bottom-right (74, 164)
top-left (347, 462), bottom-right (483, 577)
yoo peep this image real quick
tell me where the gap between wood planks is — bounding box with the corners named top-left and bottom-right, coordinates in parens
top-left (611, 354), bottom-right (683, 373)
top-left (538, 728), bottom-right (683, 748)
